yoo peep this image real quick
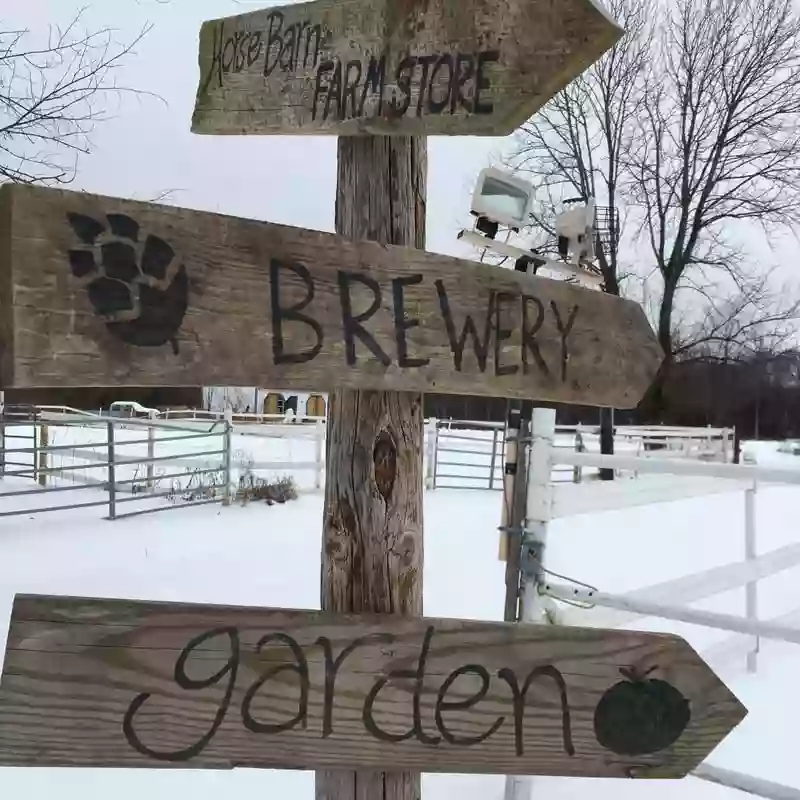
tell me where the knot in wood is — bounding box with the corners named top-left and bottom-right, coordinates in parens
top-left (373, 430), bottom-right (397, 502)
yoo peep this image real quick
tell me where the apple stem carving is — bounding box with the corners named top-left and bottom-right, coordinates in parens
top-left (593, 664), bottom-right (691, 757)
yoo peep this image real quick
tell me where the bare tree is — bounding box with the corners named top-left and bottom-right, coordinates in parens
top-left (507, 0), bottom-right (652, 296)
top-left (629, 0), bottom-right (800, 412)
top-left (0, 11), bottom-right (152, 184)
top-left (509, 0), bottom-right (800, 424)
top-left (673, 269), bottom-right (800, 365)
top-left (506, 0), bottom-right (652, 473)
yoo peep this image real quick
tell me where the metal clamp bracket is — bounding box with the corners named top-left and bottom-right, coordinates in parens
top-left (520, 538), bottom-right (544, 581)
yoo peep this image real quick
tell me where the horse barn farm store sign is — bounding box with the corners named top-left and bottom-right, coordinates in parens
top-left (0, 184), bottom-right (660, 406)
top-left (0, 595), bottom-right (746, 776)
top-left (190, 0), bottom-right (624, 136)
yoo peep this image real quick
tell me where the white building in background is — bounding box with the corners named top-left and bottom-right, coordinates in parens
top-left (203, 387), bottom-right (327, 418)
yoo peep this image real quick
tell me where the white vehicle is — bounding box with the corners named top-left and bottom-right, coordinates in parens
top-left (108, 401), bottom-right (159, 419)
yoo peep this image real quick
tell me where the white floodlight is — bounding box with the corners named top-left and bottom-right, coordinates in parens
top-left (470, 167), bottom-right (534, 231)
top-left (555, 197), bottom-right (597, 266)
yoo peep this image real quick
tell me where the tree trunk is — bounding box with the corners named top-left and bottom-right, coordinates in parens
top-left (639, 274), bottom-right (679, 422)
top-left (658, 273), bottom-right (678, 360)
top-left (317, 136), bottom-right (426, 800)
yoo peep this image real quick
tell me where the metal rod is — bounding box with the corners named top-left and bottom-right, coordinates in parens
top-left (38, 423), bottom-right (48, 487)
top-left (147, 419), bottom-right (155, 490)
top-left (113, 448), bottom-right (226, 467)
top-left (0, 413), bottom-right (5, 478)
top-left (113, 466), bottom-right (224, 486)
top-left (558, 538), bottom-right (800, 630)
top-left (107, 422), bottom-right (116, 521)
top-left (106, 430), bottom-right (221, 448)
top-left (0, 498), bottom-right (111, 518)
top-left (33, 459), bottom-right (119, 474)
top-left (435, 473), bottom-right (497, 481)
top-left (112, 496), bottom-right (222, 520)
top-left (223, 413), bottom-right (233, 506)
top-left (0, 481), bottom-right (102, 499)
top-left (0, 439), bottom-right (113, 455)
top-left (32, 418), bottom-right (38, 484)
top-left (545, 583), bottom-right (800, 645)
top-left (112, 486), bottom-right (225, 505)
top-left (693, 765), bottom-right (800, 800)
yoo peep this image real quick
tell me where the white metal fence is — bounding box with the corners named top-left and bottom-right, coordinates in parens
top-left (508, 409), bottom-right (800, 800)
top-left (426, 419), bottom-right (735, 491)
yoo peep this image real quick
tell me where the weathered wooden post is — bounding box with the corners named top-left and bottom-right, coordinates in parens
top-left (319, 136), bottom-right (426, 800)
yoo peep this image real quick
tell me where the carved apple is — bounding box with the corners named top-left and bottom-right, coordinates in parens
top-left (593, 666), bottom-right (691, 756)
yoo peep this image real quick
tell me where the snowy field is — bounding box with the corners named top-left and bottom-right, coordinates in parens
top-left (0, 434), bottom-right (797, 798)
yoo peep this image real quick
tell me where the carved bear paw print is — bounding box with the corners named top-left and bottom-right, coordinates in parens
top-left (67, 212), bottom-right (189, 355)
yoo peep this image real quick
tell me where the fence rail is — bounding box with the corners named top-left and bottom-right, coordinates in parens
top-left (543, 442), bottom-right (800, 670)
top-left (504, 410), bottom-right (799, 800)
top-left (427, 420), bottom-right (736, 491)
top-left (0, 412), bottom-right (232, 520)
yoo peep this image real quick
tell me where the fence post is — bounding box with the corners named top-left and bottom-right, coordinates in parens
top-left (146, 411), bottom-right (156, 490)
top-left (745, 480), bottom-right (758, 673)
top-left (573, 423), bottom-right (585, 483)
top-left (425, 419), bottom-right (439, 489)
top-left (429, 420), bottom-right (440, 490)
top-left (107, 422), bottom-right (117, 520)
top-left (488, 427), bottom-right (499, 490)
top-left (223, 411), bottom-right (233, 506)
top-left (314, 419), bottom-right (325, 490)
top-left (504, 407), bottom-right (556, 800)
top-left (0, 407), bottom-right (5, 480)
top-left (32, 414), bottom-right (39, 484)
top-left (38, 424), bottom-right (49, 487)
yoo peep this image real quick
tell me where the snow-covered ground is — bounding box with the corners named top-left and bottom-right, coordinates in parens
top-left (0, 436), bottom-right (797, 798)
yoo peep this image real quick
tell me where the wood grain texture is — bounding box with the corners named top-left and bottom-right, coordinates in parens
top-left (320, 135), bottom-right (426, 800)
top-left (191, 0), bottom-right (623, 136)
top-left (0, 595), bottom-right (747, 777)
top-left (0, 183), bottom-right (662, 407)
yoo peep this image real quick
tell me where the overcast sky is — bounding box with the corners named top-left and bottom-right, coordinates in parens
top-left (6, 0), bottom-right (515, 259)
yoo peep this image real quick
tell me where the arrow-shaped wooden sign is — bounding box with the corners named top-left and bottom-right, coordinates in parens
top-left (0, 595), bottom-right (746, 777)
top-left (191, 0), bottom-right (624, 136)
top-left (0, 183), bottom-right (661, 407)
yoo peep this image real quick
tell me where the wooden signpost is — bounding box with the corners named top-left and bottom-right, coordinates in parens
top-left (191, 0), bottom-right (624, 137)
top-left (0, 595), bottom-right (746, 777)
top-left (0, 183), bottom-right (660, 407)
top-left (0, 0), bottom-right (732, 796)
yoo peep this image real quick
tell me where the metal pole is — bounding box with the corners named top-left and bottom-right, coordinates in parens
top-left (573, 423), bottom-right (584, 484)
top-left (223, 410), bottom-right (233, 506)
top-left (545, 583), bottom-right (800, 645)
top-left (424, 418), bottom-right (436, 489)
top-left (0, 400), bottom-right (5, 480)
top-left (314, 419), bottom-right (324, 491)
top-left (38, 424), bottom-right (48, 487)
top-left (431, 420), bottom-right (440, 490)
top-left (489, 427), bottom-right (499, 490)
top-left (504, 407), bottom-right (556, 800)
top-left (107, 421), bottom-right (117, 520)
top-left (745, 480), bottom-right (759, 673)
top-left (694, 764), bottom-right (800, 800)
top-left (32, 412), bottom-right (39, 484)
top-left (146, 411), bottom-right (156, 490)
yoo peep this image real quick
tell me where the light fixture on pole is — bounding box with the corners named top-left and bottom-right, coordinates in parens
top-left (458, 167), bottom-right (604, 289)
